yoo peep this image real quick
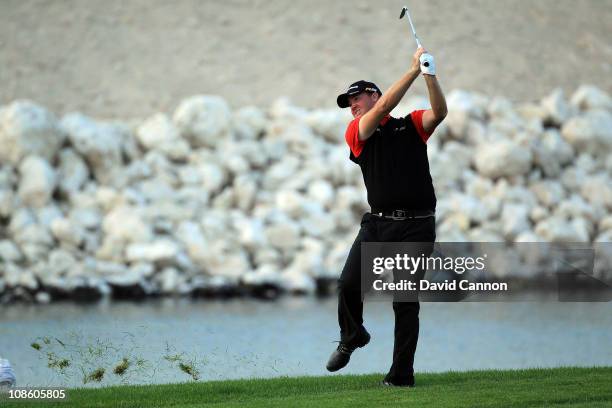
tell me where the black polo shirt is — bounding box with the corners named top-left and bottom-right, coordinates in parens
top-left (344, 110), bottom-right (436, 212)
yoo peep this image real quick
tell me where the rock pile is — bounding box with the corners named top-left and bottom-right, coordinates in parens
top-left (0, 85), bottom-right (611, 303)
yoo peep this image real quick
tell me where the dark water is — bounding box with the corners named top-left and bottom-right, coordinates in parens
top-left (1, 297), bottom-right (611, 388)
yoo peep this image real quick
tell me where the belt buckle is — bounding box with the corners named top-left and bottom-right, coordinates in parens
top-left (394, 210), bottom-right (406, 218)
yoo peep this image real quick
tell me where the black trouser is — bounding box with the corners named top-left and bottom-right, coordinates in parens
top-left (337, 212), bottom-right (436, 386)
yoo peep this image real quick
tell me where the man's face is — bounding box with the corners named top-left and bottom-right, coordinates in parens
top-left (348, 92), bottom-right (378, 118)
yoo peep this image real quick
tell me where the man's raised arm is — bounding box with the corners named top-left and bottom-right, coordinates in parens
top-left (358, 47), bottom-right (426, 141)
top-left (421, 74), bottom-right (447, 135)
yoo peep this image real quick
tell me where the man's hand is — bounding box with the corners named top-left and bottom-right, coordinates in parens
top-left (412, 47), bottom-right (436, 76)
top-left (419, 53), bottom-right (435, 75)
top-left (410, 47), bottom-right (426, 73)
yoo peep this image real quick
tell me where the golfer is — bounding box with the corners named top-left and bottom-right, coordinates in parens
top-left (327, 46), bottom-right (447, 387)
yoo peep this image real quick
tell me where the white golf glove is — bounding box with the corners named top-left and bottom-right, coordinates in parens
top-left (419, 53), bottom-right (435, 75)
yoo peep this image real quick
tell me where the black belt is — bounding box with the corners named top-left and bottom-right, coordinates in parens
top-left (371, 209), bottom-right (435, 220)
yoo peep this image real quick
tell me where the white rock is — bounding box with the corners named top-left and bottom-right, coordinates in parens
top-left (446, 193), bottom-right (490, 224)
top-left (330, 208), bottom-right (357, 231)
top-left (529, 180), bottom-right (566, 209)
top-left (335, 185), bottom-right (366, 212)
top-left (203, 247), bottom-right (251, 279)
top-left (253, 247), bottom-right (282, 266)
top-left (130, 262), bottom-right (155, 278)
top-left (50, 217), bottom-right (85, 247)
top-left (95, 236), bottom-right (125, 262)
top-left (475, 140), bottom-right (532, 178)
top-left (102, 206), bottom-right (153, 243)
top-left (532, 129), bottom-right (574, 177)
top-left (0, 189), bottom-right (15, 218)
top-left (554, 194), bottom-right (597, 223)
top-left (307, 179), bottom-right (335, 209)
top-left (136, 113), bottom-right (180, 150)
top-left (0, 240), bottom-right (22, 263)
top-left (223, 155), bottom-right (250, 177)
top-left (429, 151), bottom-right (464, 191)
top-left (95, 187), bottom-right (122, 212)
top-left (595, 230), bottom-right (612, 242)
top-left (501, 203), bottom-right (531, 240)
top-left (435, 220), bottom-right (468, 242)
top-left (464, 175), bottom-right (494, 198)
top-left (325, 239), bottom-right (352, 276)
top-left (34, 205), bottom-right (63, 229)
top-left (233, 106), bottom-right (267, 140)
top-left (17, 156), bottom-right (57, 207)
top-left (541, 88), bottom-right (572, 126)
top-left (3, 262), bottom-right (38, 290)
top-left (35, 292), bottom-right (51, 304)
top-left (57, 148), bottom-right (89, 194)
top-left (529, 206), bottom-right (549, 223)
top-left (198, 162), bottom-right (227, 194)
top-left (514, 231), bottom-right (545, 242)
top-left (535, 216), bottom-right (590, 243)
top-left (440, 213), bottom-right (471, 232)
top-left (580, 173), bottom-right (612, 209)
top-left (142, 151), bottom-right (179, 186)
top-left (575, 153), bottom-right (598, 174)
top-left (275, 189), bottom-right (304, 217)
top-left (157, 267), bottom-right (184, 294)
top-left (467, 227), bottom-right (505, 242)
top-left (327, 146), bottom-right (362, 185)
top-left (243, 264), bottom-right (282, 285)
top-left (300, 211), bottom-right (336, 237)
top-left (125, 239), bottom-right (180, 263)
top-left (560, 167), bottom-right (587, 191)
top-left (61, 113), bottom-right (125, 186)
top-left (268, 97), bottom-right (308, 121)
top-left (265, 221), bottom-right (301, 250)
top-left (178, 165), bottom-right (202, 186)
top-left (305, 109), bottom-right (348, 143)
top-left (46, 249), bottom-right (78, 276)
top-left (446, 90), bottom-right (487, 119)
top-left (69, 207), bottom-right (103, 231)
top-left (561, 110), bottom-right (612, 157)
top-left (598, 215), bottom-right (612, 233)
top-left (570, 85), bottom-right (612, 111)
top-left (280, 269), bottom-right (315, 293)
top-left (211, 186), bottom-right (234, 209)
top-left (0, 100), bottom-right (64, 164)
top-left (173, 95), bottom-right (232, 148)
top-left (136, 178), bottom-right (174, 202)
top-left (263, 155), bottom-right (301, 190)
top-left (199, 210), bottom-right (230, 240)
top-left (493, 180), bottom-right (531, 206)
top-left (12, 220), bottom-right (54, 261)
top-left (106, 267), bottom-right (146, 287)
top-left (232, 217), bottom-right (267, 250)
top-left (233, 174), bottom-right (257, 211)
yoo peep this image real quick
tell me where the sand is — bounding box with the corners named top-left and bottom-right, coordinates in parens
top-left (0, 0), bottom-right (610, 119)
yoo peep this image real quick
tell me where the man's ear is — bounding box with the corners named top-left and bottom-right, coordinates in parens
top-left (371, 93), bottom-right (380, 102)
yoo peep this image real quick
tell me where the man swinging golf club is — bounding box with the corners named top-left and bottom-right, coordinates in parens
top-left (326, 6), bottom-right (447, 387)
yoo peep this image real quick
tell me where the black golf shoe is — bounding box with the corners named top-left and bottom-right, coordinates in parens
top-left (326, 330), bottom-right (370, 372)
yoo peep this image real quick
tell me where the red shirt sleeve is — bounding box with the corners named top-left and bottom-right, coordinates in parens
top-left (344, 117), bottom-right (365, 157)
top-left (410, 110), bottom-right (431, 143)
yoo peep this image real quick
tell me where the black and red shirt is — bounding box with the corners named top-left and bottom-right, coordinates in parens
top-left (345, 110), bottom-right (436, 212)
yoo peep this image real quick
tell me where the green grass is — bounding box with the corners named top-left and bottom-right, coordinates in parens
top-left (2, 366), bottom-right (611, 407)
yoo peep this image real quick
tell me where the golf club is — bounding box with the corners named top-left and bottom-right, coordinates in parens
top-left (399, 5), bottom-right (421, 48)
top-left (399, 5), bottom-right (428, 67)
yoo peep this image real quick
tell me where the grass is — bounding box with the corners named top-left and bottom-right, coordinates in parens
top-left (1, 366), bottom-right (611, 407)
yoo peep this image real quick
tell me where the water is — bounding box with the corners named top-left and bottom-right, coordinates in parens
top-left (1, 297), bottom-right (611, 388)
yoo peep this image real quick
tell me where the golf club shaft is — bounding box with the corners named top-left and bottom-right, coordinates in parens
top-left (403, 7), bottom-right (422, 48)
